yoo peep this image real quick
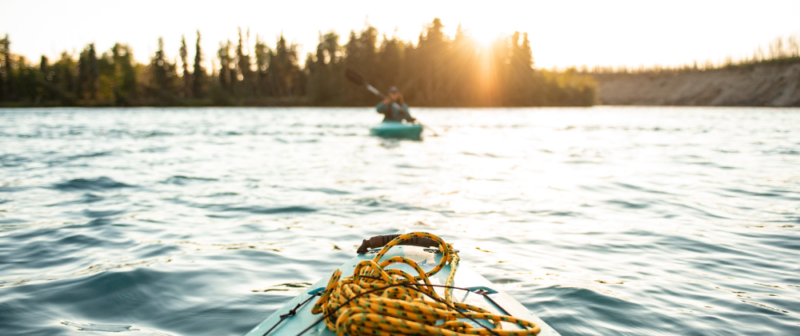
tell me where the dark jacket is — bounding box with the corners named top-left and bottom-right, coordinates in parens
top-left (376, 101), bottom-right (413, 122)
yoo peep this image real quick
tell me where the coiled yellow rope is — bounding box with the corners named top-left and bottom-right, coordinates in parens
top-left (311, 232), bottom-right (541, 336)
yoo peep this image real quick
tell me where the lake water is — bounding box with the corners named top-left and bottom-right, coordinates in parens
top-left (1, 107), bottom-right (799, 336)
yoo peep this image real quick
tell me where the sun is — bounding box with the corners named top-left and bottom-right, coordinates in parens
top-left (466, 27), bottom-right (501, 48)
top-left (472, 31), bottom-right (496, 47)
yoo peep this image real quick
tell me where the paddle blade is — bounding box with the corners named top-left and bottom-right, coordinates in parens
top-left (345, 69), bottom-right (366, 85)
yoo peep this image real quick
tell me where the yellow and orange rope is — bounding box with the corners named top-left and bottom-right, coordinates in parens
top-left (311, 232), bottom-right (541, 336)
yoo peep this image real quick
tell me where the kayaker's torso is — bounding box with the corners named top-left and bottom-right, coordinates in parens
top-left (376, 101), bottom-right (412, 122)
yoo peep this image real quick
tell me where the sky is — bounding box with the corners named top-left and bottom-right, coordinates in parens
top-left (1, 0), bottom-right (799, 69)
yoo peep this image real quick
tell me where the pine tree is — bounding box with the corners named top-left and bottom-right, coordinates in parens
top-left (39, 55), bottom-right (50, 102)
top-left (322, 32), bottom-right (343, 103)
top-left (359, 26), bottom-right (378, 85)
top-left (51, 51), bottom-right (77, 104)
top-left (417, 18), bottom-right (448, 105)
top-left (343, 31), bottom-right (361, 105)
top-left (271, 35), bottom-right (298, 97)
top-left (0, 35), bottom-right (10, 100)
top-left (254, 35), bottom-right (270, 97)
top-left (151, 37), bottom-right (177, 102)
top-left (236, 28), bottom-right (252, 98)
top-left (507, 31), bottom-right (526, 105)
top-left (112, 43), bottom-right (137, 104)
top-left (192, 31), bottom-right (206, 99)
top-left (308, 31), bottom-right (344, 105)
top-left (77, 43), bottom-right (98, 103)
top-left (218, 42), bottom-right (228, 92)
top-left (377, 34), bottom-right (401, 92)
top-left (447, 24), bottom-right (478, 106)
top-left (152, 38), bottom-right (168, 91)
top-left (217, 41), bottom-right (233, 93)
top-left (88, 44), bottom-right (98, 101)
top-left (179, 35), bottom-right (191, 98)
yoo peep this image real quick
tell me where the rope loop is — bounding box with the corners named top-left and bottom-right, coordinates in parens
top-left (311, 232), bottom-right (541, 336)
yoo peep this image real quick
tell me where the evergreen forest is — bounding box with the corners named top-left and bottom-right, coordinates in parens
top-left (0, 19), bottom-right (597, 107)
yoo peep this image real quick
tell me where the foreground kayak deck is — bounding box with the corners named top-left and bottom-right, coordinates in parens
top-left (245, 245), bottom-right (560, 336)
top-left (370, 121), bottom-right (423, 140)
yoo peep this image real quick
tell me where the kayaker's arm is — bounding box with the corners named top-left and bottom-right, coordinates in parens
top-left (400, 103), bottom-right (415, 122)
top-left (376, 102), bottom-right (393, 122)
top-left (376, 102), bottom-right (388, 113)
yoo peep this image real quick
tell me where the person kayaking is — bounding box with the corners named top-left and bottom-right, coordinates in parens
top-left (376, 87), bottom-right (415, 123)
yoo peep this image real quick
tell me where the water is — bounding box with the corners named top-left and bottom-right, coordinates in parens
top-left (1, 107), bottom-right (798, 336)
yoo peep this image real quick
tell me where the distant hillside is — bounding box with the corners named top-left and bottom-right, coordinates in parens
top-left (594, 60), bottom-right (800, 107)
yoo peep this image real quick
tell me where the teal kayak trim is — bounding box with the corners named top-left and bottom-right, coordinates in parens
top-left (369, 121), bottom-right (423, 140)
top-left (244, 245), bottom-right (561, 336)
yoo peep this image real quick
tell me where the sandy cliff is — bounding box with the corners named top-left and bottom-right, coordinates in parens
top-left (595, 61), bottom-right (800, 106)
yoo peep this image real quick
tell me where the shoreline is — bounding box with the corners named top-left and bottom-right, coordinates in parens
top-left (594, 60), bottom-right (800, 107)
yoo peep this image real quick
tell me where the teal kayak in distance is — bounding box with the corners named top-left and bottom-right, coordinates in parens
top-left (369, 121), bottom-right (423, 140)
top-left (244, 233), bottom-right (561, 336)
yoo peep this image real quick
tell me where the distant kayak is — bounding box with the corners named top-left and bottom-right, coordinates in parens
top-left (245, 232), bottom-right (560, 336)
top-left (370, 121), bottom-right (423, 140)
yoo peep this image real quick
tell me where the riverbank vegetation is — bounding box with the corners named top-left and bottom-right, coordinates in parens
top-left (0, 19), bottom-right (596, 108)
top-left (587, 34), bottom-right (800, 107)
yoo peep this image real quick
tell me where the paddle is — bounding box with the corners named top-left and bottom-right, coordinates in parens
top-left (345, 69), bottom-right (386, 98)
top-left (344, 69), bottom-right (439, 136)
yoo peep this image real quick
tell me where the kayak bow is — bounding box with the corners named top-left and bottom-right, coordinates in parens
top-left (245, 232), bottom-right (560, 336)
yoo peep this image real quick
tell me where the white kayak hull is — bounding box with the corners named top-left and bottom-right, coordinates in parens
top-left (245, 245), bottom-right (560, 336)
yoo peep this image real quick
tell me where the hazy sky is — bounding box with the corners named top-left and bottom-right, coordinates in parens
top-left (1, 0), bottom-right (799, 69)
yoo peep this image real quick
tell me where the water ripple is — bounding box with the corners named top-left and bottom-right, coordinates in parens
top-left (51, 177), bottom-right (133, 191)
top-left (1, 107), bottom-right (799, 335)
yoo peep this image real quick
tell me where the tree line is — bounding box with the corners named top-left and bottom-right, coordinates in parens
top-left (0, 18), bottom-right (596, 107)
